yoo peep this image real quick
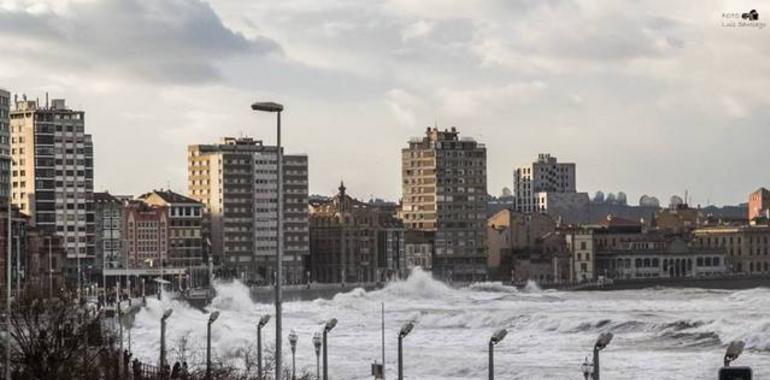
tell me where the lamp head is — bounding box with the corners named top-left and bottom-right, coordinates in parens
top-left (162, 308), bottom-right (173, 320)
top-left (313, 332), bottom-right (322, 348)
top-left (258, 314), bottom-right (271, 328)
top-left (725, 340), bottom-right (745, 363)
top-left (251, 101), bottom-right (284, 113)
top-left (324, 318), bottom-right (338, 333)
top-left (399, 321), bottom-right (415, 338)
top-left (594, 332), bottom-right (613, 351)
top-left (209, 311), bottom-right (220, 324)
top-left (288, 330), bottom-right (298, 346)
top-left (490, 328), bottom-right (508, 345)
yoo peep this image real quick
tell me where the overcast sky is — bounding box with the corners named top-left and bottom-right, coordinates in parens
top-left (1, 0), bottom-right (768, 206)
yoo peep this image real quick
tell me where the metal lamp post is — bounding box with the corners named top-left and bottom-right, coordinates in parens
top-left (592, 332), bottom-right (613, 380)
top-left (207, 311), bottom-right (220, 380)
top-left (159, 308), bottom-right (173, 368)
top-left (397, 321), bottom-right (415, 380)
top-left (488, 329), bottom-right (507, 380)
top-left (313, 332), bottom-right (321, 380)
top-left (288, 330), bottom-right (298, 380)
top-left (257, 314), bottom-right (271, 380)
top-left (251, 100), bottom-right (285, 380)
top-left (322, 318), bottom-right (337, 380)
top-left (5, 164), bottom-right (13, 380)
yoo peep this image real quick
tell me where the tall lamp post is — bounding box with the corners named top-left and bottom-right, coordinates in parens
top-left (251, 100), bottom-right (285, 380)
top-left (322, 318), bottom-right (337, 380)
top-left (257, 314), bottom-right (271, 380)
top-left (592, 332), bottom-right (613, 380)
top-left (397, 321), bottom-right (415, 380)
top-left (5, 166), bottom-right (13, 380)
top-left (488, 329), bottom-right (507, 380)
top-left (313, 332), bottom-right (321, 380)
top-left (207, 311), bottom-right (220, 380)
top-left (288, 330), bottom-right (298, 380)
top-left (159, 308), bottom-right (173, 368)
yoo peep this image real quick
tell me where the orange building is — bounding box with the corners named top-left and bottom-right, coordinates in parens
top-left (749, 188), bottom-right (770, 221)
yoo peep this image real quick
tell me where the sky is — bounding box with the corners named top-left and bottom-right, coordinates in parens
top-left (0, 0), bottom-right (768, 206)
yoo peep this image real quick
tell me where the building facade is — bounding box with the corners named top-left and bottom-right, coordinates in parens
top-left (402, 127), bottom-right (487, 281)
top-left (404, 230), bottom-right (433, 271)
top-left (513, 153), bottom-right (576, 214)
top-left (0, 89), bottom-right (10, 203)
top-left (310, 183), bottom-right (405, 283)
top-left (693, 225), bottom-right (770, 274)
top-left (188, 137), bottom-right (309, 283)
top-left (94, 192), bottom-right (123, 271)
top-left (123, 200), bottom-right (168, 268)
top-left (749, 188), bottom-right (770, 221)
top-left (139, 190), bottom-right (205, 268)
top-left (487, 209), bottom-right (557, 274)
top-left (10, 97), bottom-right (95, 282)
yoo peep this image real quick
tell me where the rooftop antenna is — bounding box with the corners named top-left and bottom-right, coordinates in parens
top-left (45, 92), bottom-right (49, 109)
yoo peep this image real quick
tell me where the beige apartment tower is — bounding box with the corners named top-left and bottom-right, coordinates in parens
top-left (188, 137), bottom-right (309, 284)
top-left (402, 127), bottom-right (487, 281)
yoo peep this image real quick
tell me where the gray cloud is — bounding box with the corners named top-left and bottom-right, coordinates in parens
top-left (0, 0), bottom-right (281, 83)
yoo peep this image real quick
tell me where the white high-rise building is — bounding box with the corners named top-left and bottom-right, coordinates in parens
top-left (513, 153), bottom-right (576, 213)
top-left (10, 96), bottom-right (95, 281)
top-left (188, 137), bottom-right (309, 283)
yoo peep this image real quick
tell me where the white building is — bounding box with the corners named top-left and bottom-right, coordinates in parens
top-left (513, 153), bottom-right (576, 213)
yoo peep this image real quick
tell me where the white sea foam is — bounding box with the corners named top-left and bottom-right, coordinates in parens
top-left (128, 269), bottom-right (770, 379)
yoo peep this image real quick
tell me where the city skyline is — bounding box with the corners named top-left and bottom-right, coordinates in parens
top-left (1, 0), bottom-right (768, 206)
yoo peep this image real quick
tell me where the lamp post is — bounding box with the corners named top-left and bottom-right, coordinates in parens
top-left (160, 308), bottom-right (173, 368)
top-left (47, 236), bottom-right (53, 298)
top-left (488, 329), bottom-right (507, 380)
top-left (288, 330), bottom-right (298, 380)
top-left (581, 357), bottom-right (594, 380)
top-left (313, 332), bottom-right (321, 380)
top-left (257, 314), bottom-right (271, 380)
top-left (397, 321), bottom-right (415, 380)
top-left (251, 100), bottom-right (285, 380)
top-left (6, 168), bottom-right (13, 380)
top-left (592, 332), bottom-right (613, 380)
top-left (322, 318), bottom-right (337, 380)
top-left (207, 311), bottom-right (220, 380)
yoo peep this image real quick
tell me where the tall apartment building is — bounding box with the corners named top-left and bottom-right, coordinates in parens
top-left (10, 97), bottom-right (95, 281)
top-left (513, 153), bottom-right (576, 213)
top-left (0, 89), bottom-right (10, 203)
top-left (402, 127), bottom-right (487, 281)
top-left (139, 190), bottom-right (204, 268)
top-left (94, 192), bottom-right (123, 270)
top-left (188, 137), bottom-right (309, 283)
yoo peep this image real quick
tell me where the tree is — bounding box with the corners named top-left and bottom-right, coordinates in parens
top-left (6, 286), bottom-right (107, 380)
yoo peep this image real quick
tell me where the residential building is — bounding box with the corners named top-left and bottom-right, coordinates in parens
top-left (486, 209), bottom-right (557, 274)
top-left (693, 225), bottom-right (770, 274)
top-left (402, 127), bottom-right (487, 281)
top-left (309, 183), bottom-right (405, 283)
top-left (513, 153), bottom-right (576, 214)
top-left (139, 190), bottom-right (205, 268)
top-left (749, 188), bottom-right (770, 221)
top-left (10, 97), bottom-right (95, 282)
top-left (655, 203), bottom-right (702, 234)
top-left (404, 230), bottom-right (433, 271)
top-left (566, 217), bottom-right (646, 282)
top-left (123, 200), bottom-right (168, 268)
top-left (0, 89), bottom-right (10, 203)
top-left (94, 192), bottom-right (123, 270)
top-left (188, 137), bottom-right (309, 283)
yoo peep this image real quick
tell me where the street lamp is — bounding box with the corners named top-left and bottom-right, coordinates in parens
top-left (288, 330), bottom-right (298, 380)
top-left (251, 100), bottom-right (285, 380)
top-left (322, 318), bottom-right (337, 380)
top-left (592, 332), bottom-right (613, 380)
top-left (160, 308), bottom-right (173, 368)
top-left (206, 311), bottom-right (220, 380)
top-left (257, 314), bottom-right (271, 380)
top-left (313, 332), bottom-right (321, 380)
top-left (581, 357), bottom-right (594, 380)
top-left (397, 321), bottom-right (415, 380)
top-left (488, 328), bottom-right (507, 380)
